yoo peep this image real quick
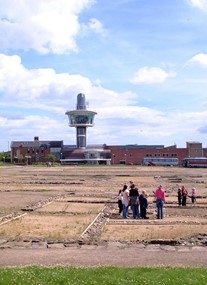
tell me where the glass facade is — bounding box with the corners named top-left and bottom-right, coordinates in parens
top-left (69, 113), bottom-right (95, 125)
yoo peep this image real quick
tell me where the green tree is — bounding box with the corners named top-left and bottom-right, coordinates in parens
top-left (46, 154), bottom-right (55, 162)
top-left (0, 152), bottom-right (11, 162)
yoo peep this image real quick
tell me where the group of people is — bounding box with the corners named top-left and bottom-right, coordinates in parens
top-left (117, 182), bottom-right (166, 220)
top-left (177, 186), bottom-right (197, 207)
top-left (118, 183), bottom-right (197, 220)
top-left (117, 181), bottom-right (148, 219)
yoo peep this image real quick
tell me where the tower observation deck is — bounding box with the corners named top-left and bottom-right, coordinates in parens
top-left (65, 93), bottom-right (97, 148)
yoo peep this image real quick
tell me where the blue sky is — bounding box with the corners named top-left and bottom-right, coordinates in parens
top-left (1, 0), bottom-right (207, 151)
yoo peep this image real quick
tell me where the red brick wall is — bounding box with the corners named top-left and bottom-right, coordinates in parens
top-left (108, 146), bottom-right (188, 165)
top-left (11, 147), bottom-right (50, 163)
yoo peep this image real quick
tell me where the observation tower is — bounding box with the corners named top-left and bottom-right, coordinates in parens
top-left (65, 93), bottom-right (97, 148)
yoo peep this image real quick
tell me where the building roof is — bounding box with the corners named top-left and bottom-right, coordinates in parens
top-left (11, 140), bottom-right (63, 148)
top-left (118, 145), bottom-right (165, 150)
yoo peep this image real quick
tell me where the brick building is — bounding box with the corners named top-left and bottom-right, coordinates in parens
top-left (10, 137), bottom-right (207, 166)
top-left (107, 142), bottom-right (207, 165)
top-left (11, 136), bottom-right (63, 164)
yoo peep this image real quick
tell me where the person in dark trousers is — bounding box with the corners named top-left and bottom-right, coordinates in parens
top-left (155, 185), bottom-right (166, 219)
top-left (181, 186), bottom-right (188, 206)
top-left (177, 188), bottom-right (182, 206)
top-left (139, 190), bottom-right (148, 219)
top-left (129, 183), bottom-right (140, 219)
top-left (117, 189), bottom-right (123, 214)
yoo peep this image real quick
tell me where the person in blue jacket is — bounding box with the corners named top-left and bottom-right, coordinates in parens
top-left (139, 190), bottom-right (148, 219)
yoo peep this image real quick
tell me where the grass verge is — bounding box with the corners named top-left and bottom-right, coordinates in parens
top-left (0, 266), bottom-right (206, 285)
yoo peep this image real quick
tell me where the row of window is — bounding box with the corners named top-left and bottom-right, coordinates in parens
top-left (146, 153), bottom-right (177, 157)
top-left (27, 148), bottom-right (44, 154)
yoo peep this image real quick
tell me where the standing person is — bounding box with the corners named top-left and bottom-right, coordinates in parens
top-left (129, 183), bottom-right (140, 219)
top-left (181, 186), bottom-right (188, 206)
top-left (191, 187), bottom-right (197, 207)
top-left (117, 190), bottom-right (123, 214)
top-left (122, 184), bottom-right (130, 219)
top-left (177, 188), bottom-right (182, 206)
top-left (155, 185), bottom-right (166, 219)
top-left (129, 181), bottom-right (134, 188)
top-left (139, 190), bottom-right (149, 219)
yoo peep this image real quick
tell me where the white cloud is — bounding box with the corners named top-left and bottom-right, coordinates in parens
top-left (0, 54), bottom-right (138, 124)
top-left (0, 54), bottom-right (207, 150)
top-left (0, 0), bottom-right (95, 54)
top-left (0, 53), bottom-right (92, 111)
top-left (91, 106), bottom-right (207, 146)
top-left (189, 53), bottom-right (207, 67)
top-left (189, 0), bottom-right (207, 12)
top-left (130, 66), bottom-right (176, 84)
top-left (81, 18), bottom-right (107, 37)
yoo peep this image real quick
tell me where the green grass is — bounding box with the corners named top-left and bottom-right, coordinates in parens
top-left (0, 267), bottom-right (206, 285)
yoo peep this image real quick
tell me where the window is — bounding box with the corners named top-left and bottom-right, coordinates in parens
top-left (50, 147), bottom-right (61, 153)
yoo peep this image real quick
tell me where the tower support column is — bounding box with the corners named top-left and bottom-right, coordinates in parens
top-left (76, 127), bottom-right (86, 148)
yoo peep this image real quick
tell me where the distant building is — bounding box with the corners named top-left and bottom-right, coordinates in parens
top-left (10, 137), bottom-right (207, 166)
top-left (107, 144), bottom-right (186, 165)
top-left (10, 136), bottom-right (63, 164)
top-left (107, 142), bottom-right (207, 165)
top-left (9, 93), bottom-right (207, 165)
top-left (186, 142), bottom-right (203, 157)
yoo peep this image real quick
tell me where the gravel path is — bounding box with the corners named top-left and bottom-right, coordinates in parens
top-left (1, 243), bottom-right (207, 267)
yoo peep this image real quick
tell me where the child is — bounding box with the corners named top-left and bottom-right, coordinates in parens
top-left (177, 188), bottom-right (182, 206)
top-left (139, 190), bottom-right (149, 219)
top-left (191, 187), bottom-right (197, 207)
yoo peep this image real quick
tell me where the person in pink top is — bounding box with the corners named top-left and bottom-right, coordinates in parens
top-left (155, 185), bottom-right (166, 219)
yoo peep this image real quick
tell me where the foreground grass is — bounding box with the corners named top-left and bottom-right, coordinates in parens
top-left (0, 267), bottom-right (206, 285)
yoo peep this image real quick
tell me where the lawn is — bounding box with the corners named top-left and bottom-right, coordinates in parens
top-left (0, 267), bottom-right (206, 285)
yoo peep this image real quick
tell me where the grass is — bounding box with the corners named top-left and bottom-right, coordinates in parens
top-left (0, 214), bottom-right (97, 240)
top-left (0, 267), bottom-right (206, 285)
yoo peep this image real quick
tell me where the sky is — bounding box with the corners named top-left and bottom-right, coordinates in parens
top-left (1, 0), bottom-right (207, 151)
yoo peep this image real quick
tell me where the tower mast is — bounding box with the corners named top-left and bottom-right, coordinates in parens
top-left (65, 93), bottom-right (97, 148)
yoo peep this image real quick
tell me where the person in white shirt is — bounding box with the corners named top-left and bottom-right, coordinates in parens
top-left (122, 184), bottom-right (129, 218)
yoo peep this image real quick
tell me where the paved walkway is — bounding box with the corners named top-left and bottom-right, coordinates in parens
top-left (1, 243), bottom-right (207, 267)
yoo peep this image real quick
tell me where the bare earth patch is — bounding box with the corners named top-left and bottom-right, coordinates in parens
top-left (0, 213), bottom-right (97, 239)
top-left (102, 223), bottom-right (207, 241)
top-left (36, 201), bottom-right (105, 214)
top-left (0, 165), bottom-right (207, 267)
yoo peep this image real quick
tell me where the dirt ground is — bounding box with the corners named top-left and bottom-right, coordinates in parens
top-left (0, 165), bottom-right (207, 267)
